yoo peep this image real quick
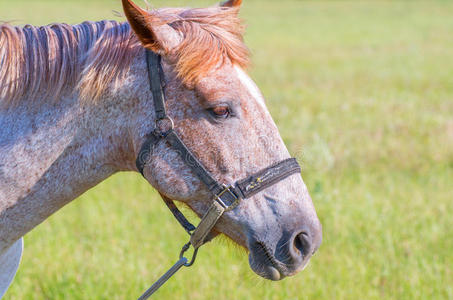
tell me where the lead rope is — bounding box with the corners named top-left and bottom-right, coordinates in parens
top-left (137, 257), bottom-right (187, 300)
top-left (138, 189), bottom-right (233, 299)
top-left (138, 243), bottom-right (198, 300)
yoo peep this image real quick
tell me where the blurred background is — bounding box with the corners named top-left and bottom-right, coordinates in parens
top-left (1, 0), bottom-right (452, 299)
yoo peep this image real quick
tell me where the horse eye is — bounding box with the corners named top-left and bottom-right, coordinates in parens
top-left (210, 106), bottom-right (230, 118)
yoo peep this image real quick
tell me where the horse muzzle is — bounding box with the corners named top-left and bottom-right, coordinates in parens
top-left (247, 224), bottom-right (322, 280)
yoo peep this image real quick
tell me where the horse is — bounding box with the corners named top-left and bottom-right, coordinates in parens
top-left (0, 0), bottom-right (322, 297)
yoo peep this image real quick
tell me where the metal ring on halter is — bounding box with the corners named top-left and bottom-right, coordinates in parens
top-left (155, 117), bottom-right (174, 137)
top-left (179, 242), bottom-right (199, 267)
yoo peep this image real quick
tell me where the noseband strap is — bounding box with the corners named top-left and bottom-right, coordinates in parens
top-left (136, 50), bottom-right (301, 298)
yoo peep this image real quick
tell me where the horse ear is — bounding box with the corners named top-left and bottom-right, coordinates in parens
top-left (220, 0), bottom-right (242, 8)
top-left (122, 0), bottom-right (180, 53)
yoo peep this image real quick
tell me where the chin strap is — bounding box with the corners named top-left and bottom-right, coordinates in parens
top-left (136, 50), bottom-right (301, 299)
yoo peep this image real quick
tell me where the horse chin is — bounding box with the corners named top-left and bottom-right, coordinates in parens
top-left (248, 252), bottom-right (285, 281)
top-left (247, 240), bottom-right (287, 281)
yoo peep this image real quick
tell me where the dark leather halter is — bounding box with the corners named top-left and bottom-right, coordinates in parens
top-left (135, 50), bottom-right (301, 298)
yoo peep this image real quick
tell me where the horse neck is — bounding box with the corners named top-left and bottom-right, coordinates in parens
top-left (0, 89), bottom-right (139, 252)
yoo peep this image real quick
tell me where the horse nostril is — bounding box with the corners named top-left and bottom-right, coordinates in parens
top-left (292, 231), bottom-right (312, 259)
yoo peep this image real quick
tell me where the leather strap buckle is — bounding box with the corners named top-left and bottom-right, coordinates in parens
top-left (214, 184), bottom-right (240, 212)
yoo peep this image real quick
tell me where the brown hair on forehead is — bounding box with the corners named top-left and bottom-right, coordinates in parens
top-left (158, 6), bottom-right (250, 86)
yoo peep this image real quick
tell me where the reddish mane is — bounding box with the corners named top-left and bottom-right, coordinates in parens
top-left (0, 6), bottom-right (249, 106)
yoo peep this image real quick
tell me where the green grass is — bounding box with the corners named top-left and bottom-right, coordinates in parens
top-left (2, 0), bottom-right (453, 299)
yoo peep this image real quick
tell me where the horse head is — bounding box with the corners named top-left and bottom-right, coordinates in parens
top-left (122, 0), bottom-right (322, 280)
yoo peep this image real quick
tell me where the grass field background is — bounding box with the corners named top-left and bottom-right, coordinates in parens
top-left (1, 0), bottom-right (452, 299)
